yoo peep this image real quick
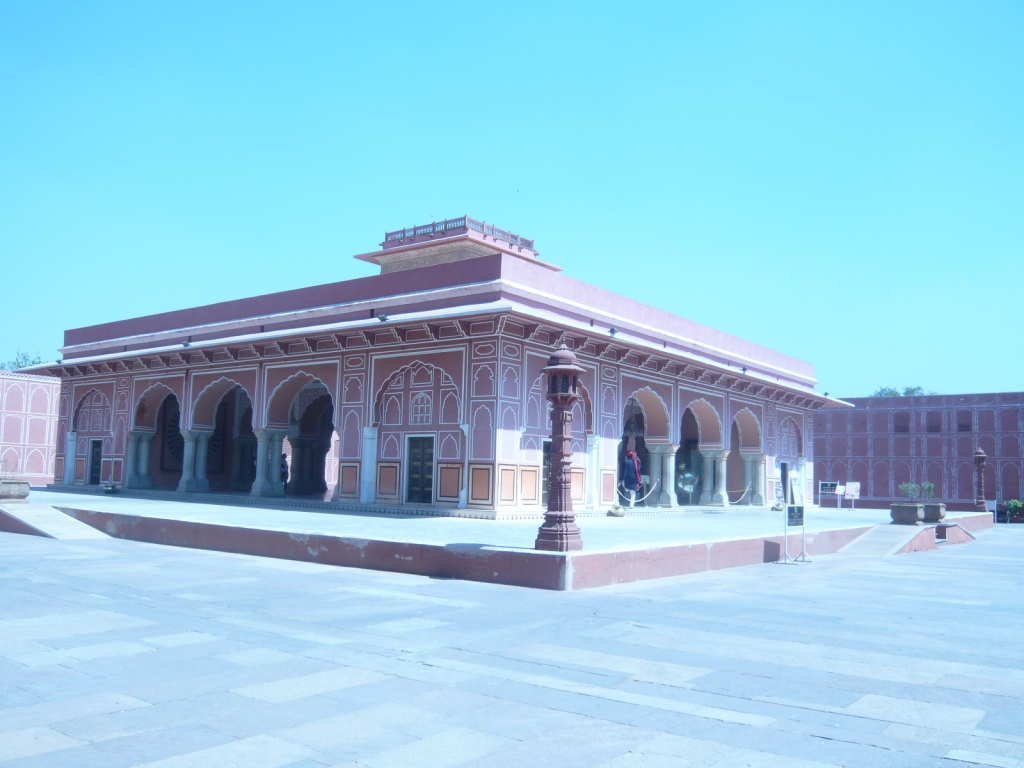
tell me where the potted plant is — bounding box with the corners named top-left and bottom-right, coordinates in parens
top-left (891, 482), bottom-right (924, 525)
top-left (1007, 499), bottom-right (1023, 524)
top-left (922, 481), bottom-right (945, 522)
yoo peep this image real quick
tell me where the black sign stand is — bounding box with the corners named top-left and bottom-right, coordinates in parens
top-left (787, 504), bottom-right (812, 563)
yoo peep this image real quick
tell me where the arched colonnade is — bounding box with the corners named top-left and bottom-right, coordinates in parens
top-left (618, 388), bottom-right (773, 507)
top-left (120, 372), bottom-right (337, 499)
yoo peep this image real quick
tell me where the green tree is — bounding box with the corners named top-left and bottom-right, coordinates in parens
top-left (0, 351), bottom-right (43, 372)
top-left (871, 385), bottom-right (937, 397)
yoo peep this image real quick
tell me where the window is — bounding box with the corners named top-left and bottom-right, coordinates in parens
top-left (409, 392), bottom-right (432, 425)
top-left (956, 409), bottom-right (972, 433)
top-left (893, 412), bottom-right (910, 434)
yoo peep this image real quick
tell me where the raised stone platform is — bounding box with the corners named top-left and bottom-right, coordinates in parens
top-left (16, 491), bottom-right (993, 591)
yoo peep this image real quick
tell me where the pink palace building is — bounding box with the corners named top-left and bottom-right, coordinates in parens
top-left (32, 217), bottom-right (840, 517)
top-left (0, 371), bottom-right (61, 485)
top-left (814, 392), bottom-right (1024, 510)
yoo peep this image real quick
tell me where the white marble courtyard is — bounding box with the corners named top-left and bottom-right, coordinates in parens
top-left (0, 519), bottom-right (1021, 767)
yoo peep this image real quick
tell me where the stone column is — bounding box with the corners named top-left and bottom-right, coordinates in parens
top-left (63, 431), bottom-right (77, 485)
top-left (752, 455), bottom-right (765, 505)
top-left (741, 454), bottom-right (753, 505)
top-left (711, 450), bottom-right (730, 506)
top-left (974, 448), bottom-right (988, 513)
top-left (193, 433), bottom-right (211, 493)
top-left (177, 431), bottom-right (198, 493)
top-left (269, 432), bottom-right (285, 495)
top-left (230, 440), bottom-right (243, 487)
top-left (647, 445), bottom-right (663, 508)
top-left (585, 433), bottom-right (600, 509)
top-left (535, 344), bottom-right (584, 551)
top-left (137, 433), bottom-right (153, 487)
top-left (250, 429), bottom-right (273, 497)
top-left (659, 445), bottom-right (678, 507)
top-left (124, 432), bottom-right (139, 488)
top-left (359, 426), bottom-right (378, 504)
top-left (698, 450), bottom-right (713, 505)
top-left (331, 427), bottom-right (343, 501)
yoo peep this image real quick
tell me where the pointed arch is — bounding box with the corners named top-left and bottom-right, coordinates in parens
top-left (680, 397), bottom-right (723, 449)
top-left (341, 411), bottom-right (361, 458)
top-left (191, 376), bottom-right (254, 430)
top-left (266, 371), bottom-right (332, 427)
top-left (471, 404), bottom-right (493, 460)
top-left (133, 382), bottom-right (175, 431)
top-left (623, 386), bottom-right (670, 441)
top-left (439, 433), bottom-right (460, 460)
top-left (373, 361), bottom-right (460, 427)
top-left (381, 434), bottom-right (400, 459)
top-left (778, 416), bottom-right (803, 459)
top-left (732, 407), bottom-right (762, 452)
top-left (72, 388), bottom-right (113, 436)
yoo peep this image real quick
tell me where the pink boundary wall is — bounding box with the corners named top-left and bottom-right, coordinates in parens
top-left (815, 392), bottom-right (1024, 510)
top-left (0, 372), bottom-right (60, 485)
top-left (50, 507), bottom-right (992, 590)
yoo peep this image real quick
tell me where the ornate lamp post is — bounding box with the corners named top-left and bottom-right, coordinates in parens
top-left (535, 344), bottom-right (584, 552)
top-left (974, 448), bottom-right (988, 513)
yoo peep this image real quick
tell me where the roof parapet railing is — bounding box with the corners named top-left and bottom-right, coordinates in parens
top-left (383, 216), bottom-right (534, 252)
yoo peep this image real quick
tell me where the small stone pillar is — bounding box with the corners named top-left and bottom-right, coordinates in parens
top-left (535, 344), bottom-right (584, 552)
top-left (659, 445), bottom-right (678, 507)
top-left (137, 433), bottom-right (153, 487)
top-left (177, 431), bottom-right (198, 493)
top-left (193, 433), bottom-right (211, 493)
top-left (974, 448), bottom-right (988, 513)
top-left (250, 429), bottom-right (273, 497)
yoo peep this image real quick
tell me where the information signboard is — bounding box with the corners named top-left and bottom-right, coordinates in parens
top-left (819, 481), bottom-right (839, 496)
top-left (787, 504), bottom-right (804, 527)
top-left (845, 482), bottom-right (861, 500)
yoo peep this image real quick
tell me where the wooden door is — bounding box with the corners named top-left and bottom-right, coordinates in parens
top-left (406, 437), bottom-right (434, 503)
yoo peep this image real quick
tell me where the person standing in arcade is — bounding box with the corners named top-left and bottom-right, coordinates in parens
top-left (623, 449), bottom-right (642, 508)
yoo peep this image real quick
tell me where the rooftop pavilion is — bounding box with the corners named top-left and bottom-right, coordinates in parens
top-left (355, 216), bottom-right (556, 273)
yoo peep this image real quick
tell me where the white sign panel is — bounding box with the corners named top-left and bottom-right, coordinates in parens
top-left (845, 482), bottom-right (861, 500)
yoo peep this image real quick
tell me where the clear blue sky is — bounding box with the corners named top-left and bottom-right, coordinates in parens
top-left (2, 1), bottom-right (1021, 397)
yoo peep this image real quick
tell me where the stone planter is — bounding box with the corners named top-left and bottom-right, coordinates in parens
top-left (0, 479), bottom-right (30, 502)
top-left (923, 502), bottom-right (946, 523)
top-left (890, 503), bottom-right (924, 525)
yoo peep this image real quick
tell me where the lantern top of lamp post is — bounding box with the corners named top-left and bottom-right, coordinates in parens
top-left (543, 343), bottom-right (584, 373)
top-left (974, 447), bottom-right (987, 465)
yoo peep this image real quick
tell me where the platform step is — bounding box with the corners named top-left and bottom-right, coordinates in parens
top-left (0, 503), bottom-right (109, 540)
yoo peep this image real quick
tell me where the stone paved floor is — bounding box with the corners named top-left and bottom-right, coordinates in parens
top-left (0, 525), bottom-right (1021, 767)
